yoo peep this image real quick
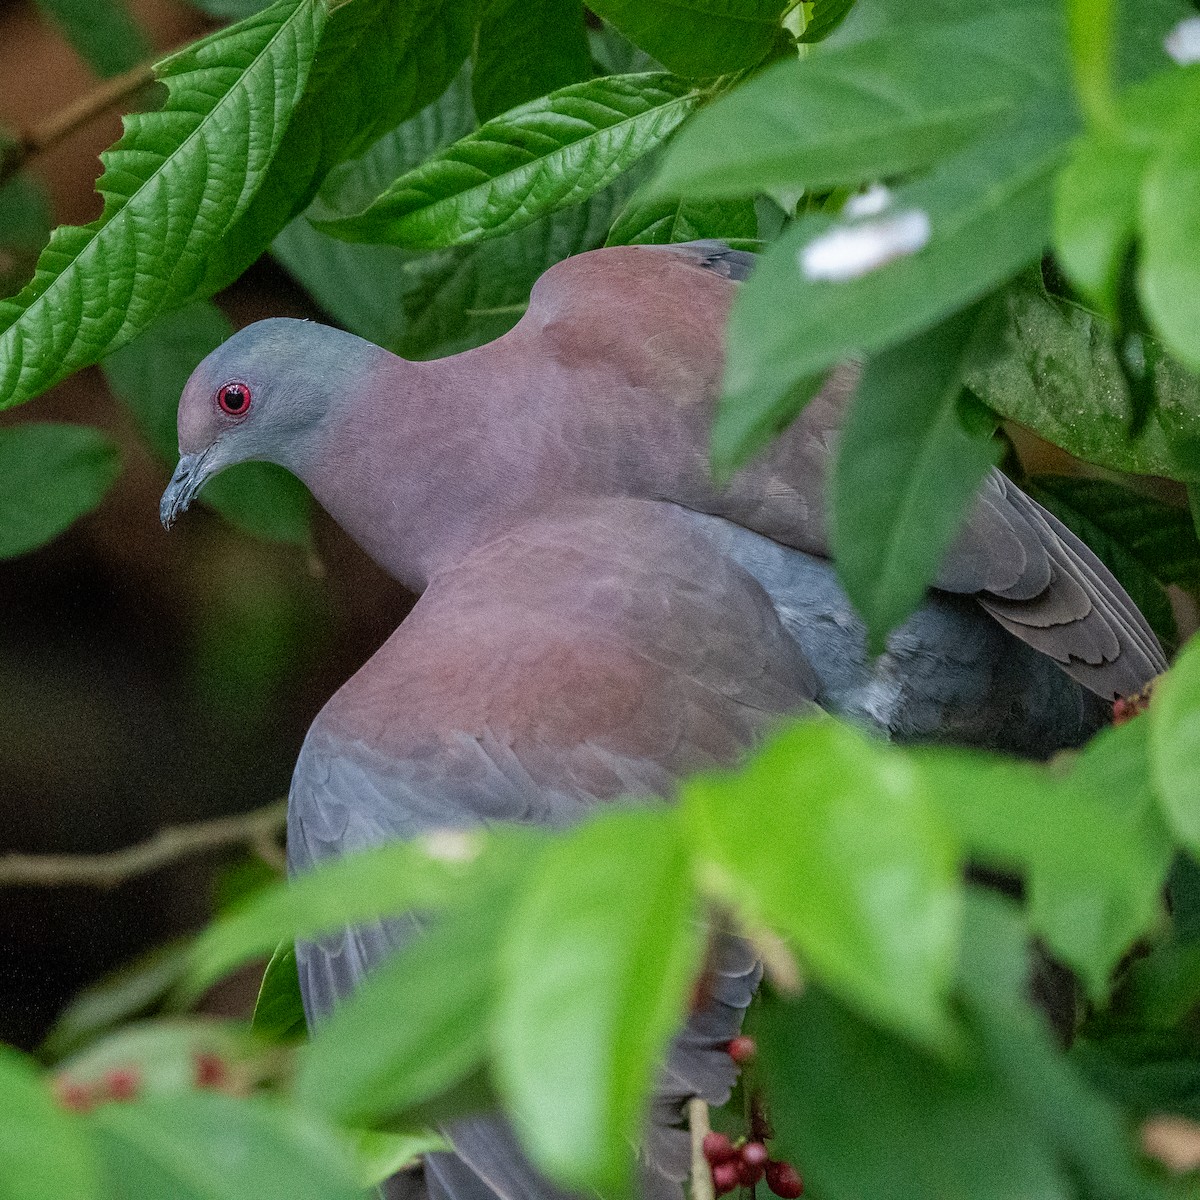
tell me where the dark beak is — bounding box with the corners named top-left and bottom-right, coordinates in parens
top-left (160, 449), bottom-right (212, 530)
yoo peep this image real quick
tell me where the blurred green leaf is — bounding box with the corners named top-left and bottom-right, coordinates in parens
top-left (472, 0), bottom-right (592, 121)
top-left (584, 0), bottom-right (785, 76)
top-left (800, 0), bottom-right (858, 41)
top-left (0, 0), bottom-right (326, 412)
top-left (296, 867), bottom-right (529, 1125)
top-left (649, 7), bottom-right (1063, 202)
top-left (718, 102), bottom-right (1074, 471)
top-left (0, 1045), bottom-right (98, 1200)
top-left (684, 718), bottom-right (961, 1049)
top-left (251, 943), bottom-right (307, 1044)
top-left (969, 281), bottom-right (1198, 479)
top-left (0, 423), bottom-right (120, 559)
top-left (0, 174), bottom-right (52, 299)
top-left (1150, 633), bottom-right (1200, 855)
top-left (350, 1128), bottom-right (449, 1189)
top-left (33, 0), bottom-right (150, 77)
top-left (495, 809), bottom-right (702, 1192)
top-left (188, 832), bottom-right (513, 993)
top-left (102, 301), bottom-right (312, 546)
top-left (42, 940), bottom-right (192, 1062)
top-left (1073, 1030), bottom-right (1200, 1122)
top-left (200, 0), bottom-right (480, 291)
top-left (605, 195), bottom-right (758, 246)
top-left (831, 309), bottom-right (1002, 653)
top-left (89, 1093), bottom-right (360, 1200)
top-left (317, 74), bottom-right (697, 250)
top-left (184, 0), bottom-right (272, 14)
top-left (755, 984), bottom-right (1067, 1200)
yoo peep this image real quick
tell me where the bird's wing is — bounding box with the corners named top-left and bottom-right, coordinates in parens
top-left (517, 242), bottom-right (1164, 698)
top-left (289, 498), bottom-right (818, 1200)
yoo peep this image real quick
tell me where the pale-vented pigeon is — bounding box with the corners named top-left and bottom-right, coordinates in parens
top-left (161, 242), bottom-right (1165, 1200)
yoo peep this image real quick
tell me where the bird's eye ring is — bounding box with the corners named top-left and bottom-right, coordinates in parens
top-left (216, 381), bottom-right (252, 417)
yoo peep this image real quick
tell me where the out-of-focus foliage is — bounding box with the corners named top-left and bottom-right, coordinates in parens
top-left (4, 0), bottom-right (1200, 1197)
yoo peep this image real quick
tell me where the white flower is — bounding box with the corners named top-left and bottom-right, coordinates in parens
top-left (1165, 16), bottom-right (1200, 65)
top-left (843, 183), bottom-right (892, 218)
top-left (799, 210), bottom-right (931, 282)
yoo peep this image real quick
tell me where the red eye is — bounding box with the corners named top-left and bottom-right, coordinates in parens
top-left (216, 381), bottom-right (252, 417)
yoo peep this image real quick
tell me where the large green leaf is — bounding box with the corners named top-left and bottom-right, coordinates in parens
top-left (89, 1093), bottom-right (360, 1200)
top-left (716, 101), bottom-right (1075, 470)
top-left (649, 7), bottom-right (1064, 202)
top-left (583, 0), bottom-right (785, 76)
top-left (967, 281), bottom-right (1195, 479)
top-left (317, 74), bottom-right (697, 250)
top-left (472, 0), bottom-right (592, 121)
top-left (604, 195), bottom-right (758, 246)
top-left (755, 986), bottom-right (1068, 1200)
top-left (0, 0), bottom-right (325, 412)
top-left (831, 309), bottom-right (1002, 652)
top-left (199, 0), bottom-right (480, 291)
top-left (34, 0), bottom-right (150, 77)
top-left (0, 1045), bottom-right (98, 1200)
top-left (683, 718), bottom-right (962, 1049)
top-left (0, 423), bottom-right (121, 558)
top-left (295, 868), bottom-right (530, 1125)
top-left (494, 809), bottom-right (702, 1192)
top-left (1150, 633), bottom-right (1200, 855)
top-left (102, 302), bottom-right (311, 546)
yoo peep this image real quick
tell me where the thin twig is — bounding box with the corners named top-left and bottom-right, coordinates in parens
top-left (0, 800), bottom-right (287, 888)
top-left (688, 1098), bottom-right (716, 1200)
top-left (0, 59), bottom-right (158, 188)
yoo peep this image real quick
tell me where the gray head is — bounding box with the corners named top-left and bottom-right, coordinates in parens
top-left (159, 317), bottom-right (382, 528)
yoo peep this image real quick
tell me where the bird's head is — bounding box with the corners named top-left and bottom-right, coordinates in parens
top-left (160, 317), bottom-right (380, 528)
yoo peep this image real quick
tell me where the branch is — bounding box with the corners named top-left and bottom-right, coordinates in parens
top-left (0, 800), bottom-right (287, 888)
top-left (688, 1098), bottom-right (716, 1200)
top-left (0, 59), bottom-right (158, 188)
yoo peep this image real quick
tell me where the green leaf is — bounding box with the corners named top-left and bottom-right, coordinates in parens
top-left (717, 101), bottom-right (1074, 471)
top-left (683, 718), bottom-right (961, 1049)
top-left (1053, 131), bottom-right (1146, 319)
top-left (649, 8), bottom-right (1064, 202)
top-left (0, 1045), bottom-right (98, 1200)
top-left (1073, 1029), bottom-right (1200, 1121)
top-left (0, 423), bottom-right (121, 558)
top-left (472, 0), bottom-right (592, 121)
top-left (799, 0), bottom-right (857, 42)
top-left (1139, 109), bottom-right (1200, 374)
top-left (0, 175), bottom-right (52, 299)
top-left (584, 0), bottom-right (785, 76)
top-left (1150, 633), bottom-right (1200, 855)
top-left (967, 280), bottom-right (1196, 479)
top-left (398, 180), bottom-right (641, 359)
top-left (188, 832), bottom-right (506, 994)
top-left (920, 720), bottom-right (1174, 1000)
top-left (494, 809), bottom-right (703, 1192)
top-left (831, 309), bottom-right (1002, 652)
top-left (33, 0), bottom-right (151, 77)
top-left (296, 864), bottom-right (532, 1125)
top-left (102, 302), bottom-right (312, 546)
top-left (317, 74), bottom-right (697, 250)
top-left (88, 1093), bottom-right (360, 1200)
top-left (41, 939), bottom-right (193, 1061)
top-left (604, 195), bottom-right (758, 246)
top-left (1028, 477), bottom-right (1184, 651)
top-left (349, 1128), bottom-right (450, 1189)
top-left (199, 0), bottom-right (482, 290)
top-left (0, 0), bottom-right (325, 412)
top-left (251, 942), bottom-right (307, 1043)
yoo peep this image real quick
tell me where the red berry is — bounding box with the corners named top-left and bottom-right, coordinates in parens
top-left (766, 1160), bottom-right (804, 1198)
top-left (743, 1141), bottom-right (769, 1166)
top-left (702, 1132), bottom-right (737, 1165)
top-left (712, 1161), bottom-right (741, 1194)
top-left (727, 1035), bottom-right (757, 1064)
top-left (54, 1079), bottom-right (94, 1112)
top-left (102, 1068), bottom-right (140, 1102)
top-left (737, 1158), bottom-right (765, 1185)
top-left (193, 1051), bottom-right (228, 1089)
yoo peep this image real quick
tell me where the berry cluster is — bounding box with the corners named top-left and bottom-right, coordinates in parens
top-left (701, 1133), bottom-right (803, 1197)
top-left (53, 1050), bottom-right (232, 1111)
